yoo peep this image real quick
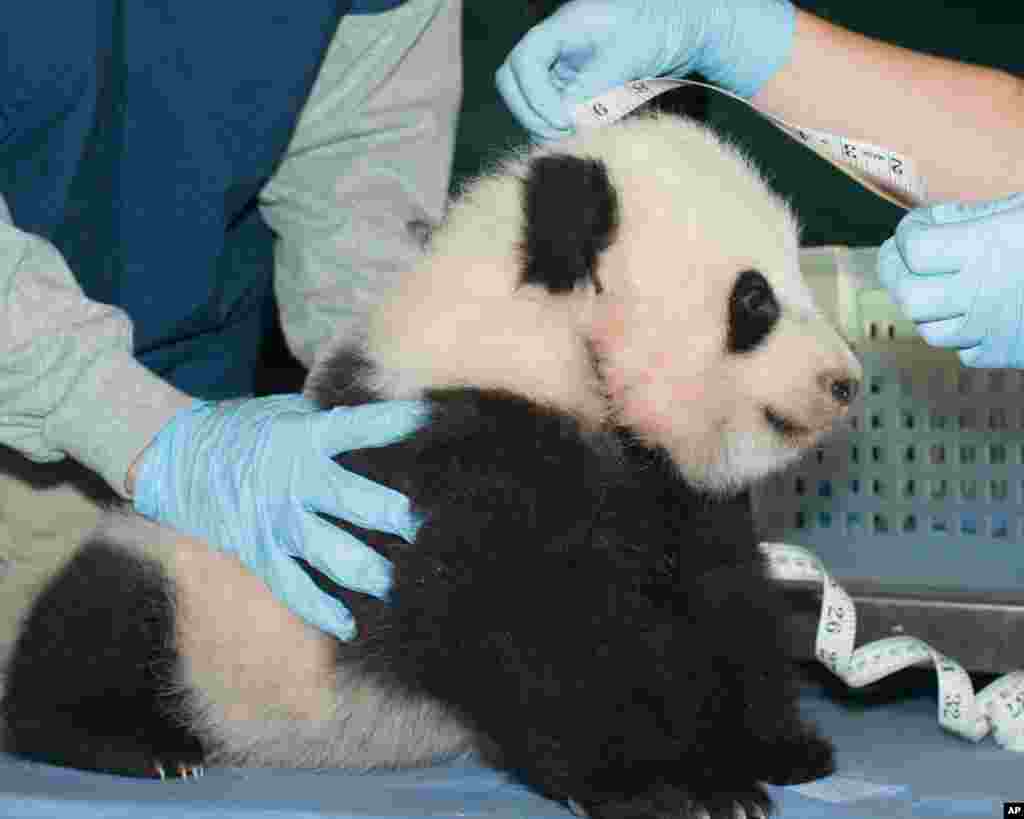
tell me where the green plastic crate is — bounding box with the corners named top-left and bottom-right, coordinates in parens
top-left (754, 247), bottom-right (1024, 596)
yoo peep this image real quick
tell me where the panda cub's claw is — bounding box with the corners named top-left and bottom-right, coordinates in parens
top-left (178, 761), bottom-right (205, 780)
top-left (151, 758), bottom-right (205, 781)
top-left (688, 794), bottom-right (771, 819)
top-left (733, 801), bottom-right (768, 819)
top-left (695, 795), bottom-right (771, 819)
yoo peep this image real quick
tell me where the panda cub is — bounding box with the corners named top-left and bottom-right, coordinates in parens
top-left (3, 114), bottom-right (860, 819)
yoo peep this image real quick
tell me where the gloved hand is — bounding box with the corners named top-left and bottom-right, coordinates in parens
top-left (133, 395), bottom-right (427, 638)
top-left (496, 0), bottom-right (795, 140)
top-left (878, 193), bottom-right (1024, 369)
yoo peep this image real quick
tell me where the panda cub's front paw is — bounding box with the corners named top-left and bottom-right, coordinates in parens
top-left (760, 732), bottom-right (835, 786)
top-left (685, 786), bottom-right (772, 819)
top-left (574, 782), bottom-right (772, 819)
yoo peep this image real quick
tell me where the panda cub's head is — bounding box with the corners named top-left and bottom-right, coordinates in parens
top-left (336, 114), bottom-right (862, 493)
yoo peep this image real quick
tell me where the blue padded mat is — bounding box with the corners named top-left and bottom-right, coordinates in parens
top-left (1, 681), bottom-right (1019, 819)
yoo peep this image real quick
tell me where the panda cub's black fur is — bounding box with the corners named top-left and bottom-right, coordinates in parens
top-left (2, 542), bottom-right (204, 777)
top-left (3, 117), bottom-right (848, 819)
top-left (310, 151), bottom-right (835, 818)
top-left (325, 383), bottom-right (833, 818)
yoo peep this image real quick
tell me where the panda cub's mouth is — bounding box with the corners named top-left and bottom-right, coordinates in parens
top-left (764, 407), bottom-right (811, 438)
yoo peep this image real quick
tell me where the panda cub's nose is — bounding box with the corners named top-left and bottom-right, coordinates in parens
top-left (820, 372), bottom-right (860, 406)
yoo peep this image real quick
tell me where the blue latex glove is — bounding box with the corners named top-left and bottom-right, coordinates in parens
top-left (878, 193), bottom-right (1024, 369)
top-left (133, 395), bottom-right (427, 638)
top-left (496, 0), bottom-right (795, 141)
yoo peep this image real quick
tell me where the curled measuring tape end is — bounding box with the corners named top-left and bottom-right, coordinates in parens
top-left (571, 79), bottom-right (929, 210)
top-left (761, 542), bottom-right (1024, 752)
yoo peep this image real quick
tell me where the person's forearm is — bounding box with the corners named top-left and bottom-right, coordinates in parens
top-left (49, 351), bottom-right (193, 498)
top-left (262, 0), bottom-right (461, 370)
top-left (752, 9), bottom-right (1024, 203)
top-left (0, 210), bottom-right (192, 497)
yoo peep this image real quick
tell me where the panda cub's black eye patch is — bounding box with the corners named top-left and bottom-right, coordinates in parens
top-left (520, 154), bottom-right (618, 294)
top-left (728, 269), bottom-right (780, 353)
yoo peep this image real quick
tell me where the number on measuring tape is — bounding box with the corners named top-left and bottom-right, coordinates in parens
top-left (762, 542), bottom-right (1024, 751)
top-left (571, 78), bottom-right (928, 210)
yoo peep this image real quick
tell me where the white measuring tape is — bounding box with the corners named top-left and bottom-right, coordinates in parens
top-left (571, 78), bottom-right (929, 210)
top-left (762, 542), bottom-right (1024, 751)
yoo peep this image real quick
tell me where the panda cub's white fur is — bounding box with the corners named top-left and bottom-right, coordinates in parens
top-left (93, 512), bottom-right (471, 770)
top-left (359, 115), bottom-right (859, 490)
top-left (3, 114), bottom-right (859, 819)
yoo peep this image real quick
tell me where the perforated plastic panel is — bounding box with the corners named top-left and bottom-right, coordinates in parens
top-left (753, 247), bottom-right (1024, 596)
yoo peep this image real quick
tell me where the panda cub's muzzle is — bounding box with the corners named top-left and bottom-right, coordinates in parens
top-left (729, 268), bottom-right (862, 441)
top-left (765, 369), bottom-right (861, 456)
top-left (764, 367), bottom-right (859, 437)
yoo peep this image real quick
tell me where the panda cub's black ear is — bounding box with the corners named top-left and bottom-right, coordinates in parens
top-left (520, 154), bottom-right (619, 294)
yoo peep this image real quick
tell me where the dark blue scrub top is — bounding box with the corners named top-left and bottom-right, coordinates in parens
top-left (0, 0), bottom-right (406, 398)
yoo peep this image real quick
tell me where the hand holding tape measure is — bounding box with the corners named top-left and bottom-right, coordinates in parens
top-left (498, 0), bottom-right (1024, 752)
top-left (497, 0), bottom-right (1024, 370)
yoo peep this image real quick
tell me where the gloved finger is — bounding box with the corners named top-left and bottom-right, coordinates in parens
top-left (878, 237), bottom-right (970, 320)
top-left (924, 192), bottom-right (1024, 225)
top-left (497, 25), bottom-right (576, 135)
top-left (957, 289), bottom-right (1024, 368)
top-left (893, 272), bottom-right (975, 322)
top-left (893, 206), bottom-right (1023, 278)
top-left (242, 393), bottom-right (317, 418)
top-left (957, 341), bottom-right (1017, 369)
top-left (501, 16), bottom-right (593, 133)
top-left (267, 554), bottom-right (359, 639)
top-left (508, 22), bottom-right (582, 124)
top-left (315, 400), bottom-right (428, 456)
top-left (560, 51), bottom-right (640, 111)
top-left (877, 235), bottom-right (908, 292)
top-left (893, 215), bottom-right (976, 277)
top-left (914, 315), bottom-right (984, 350)
top-left (297, 514), bottom-right (394, 600)
top-left (305, 458), bottom-right (421, 541)
top-left (550, 49), bottom-right (588, 87)
top-left (957, 346), bottom-right (988, 368)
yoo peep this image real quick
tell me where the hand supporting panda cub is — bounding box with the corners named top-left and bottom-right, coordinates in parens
top-left (131, 395), bottom-right (427, 638)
